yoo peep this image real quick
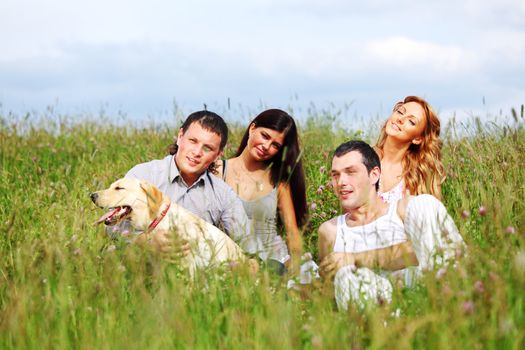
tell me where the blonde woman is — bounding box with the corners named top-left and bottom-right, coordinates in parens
top-left (374, 96), bottom-right (444, 202)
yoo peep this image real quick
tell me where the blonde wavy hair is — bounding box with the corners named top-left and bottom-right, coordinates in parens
top-left (375, 96), bottom-right (445, 199)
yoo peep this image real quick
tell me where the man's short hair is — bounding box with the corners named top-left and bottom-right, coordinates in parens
top-left (180, 110), bottom-right (228, 151)
top-left (333, 140), bottom-right (381, 190)
top-left (168, 110), bottom-right (228, 174)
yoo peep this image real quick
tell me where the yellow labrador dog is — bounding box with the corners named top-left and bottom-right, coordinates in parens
top-left (90, 177), bottom-right (247, 275)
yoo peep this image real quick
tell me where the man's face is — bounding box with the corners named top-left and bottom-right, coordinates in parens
top-left (330, 150), bottom-right (379, 210)
top-left (175, 121), bottom-right (222, 185)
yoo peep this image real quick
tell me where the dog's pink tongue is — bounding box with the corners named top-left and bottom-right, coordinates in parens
top-left (94, 208), bottom-right (120, 225)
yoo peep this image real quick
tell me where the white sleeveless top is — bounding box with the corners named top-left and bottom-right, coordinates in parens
top-left (222, 160), bottom-right (289, 263)
top-left (333, 201), bottom-right (408, 253)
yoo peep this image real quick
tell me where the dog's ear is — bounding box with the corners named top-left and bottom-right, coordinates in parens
top-left (140, 181), bottom-right (164, 219)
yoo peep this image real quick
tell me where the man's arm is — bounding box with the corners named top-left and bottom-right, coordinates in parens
top-left (218, 185), bottom-right (251, 245)
top-left (352, 241), bottom-right (418, 270)
top-left (318, 218), bottom-right (337, 261)
top-left (319, 242), bottom-right (418, 280)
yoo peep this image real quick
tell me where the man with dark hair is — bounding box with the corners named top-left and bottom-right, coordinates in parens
top-left (112, 111), bottom-right (249, 253)
top-left (166, 110), bottom-right (229, 176)
top-left (332, 140), bottom-right (381, 190)
top-left (318, 140), bottom-right (465, 310)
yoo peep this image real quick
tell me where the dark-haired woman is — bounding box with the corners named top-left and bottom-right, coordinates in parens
top-left (216, 109), bottom-right (307, 273)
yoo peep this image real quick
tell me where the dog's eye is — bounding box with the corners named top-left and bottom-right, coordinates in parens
top-left (115, 186), bottom-right (124, 190)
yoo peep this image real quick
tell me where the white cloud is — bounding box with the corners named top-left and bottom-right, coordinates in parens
top-left (0, 0), bottom-right (524, 120)
top-left (462, 0), bottom-right (525, 28)
top-left (365, 37), bottom-right (479, 75)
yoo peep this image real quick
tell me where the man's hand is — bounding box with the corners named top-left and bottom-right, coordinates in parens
top-left (139, 230), bottom-right (191, 260)
top-left (319, 252), bottom-right (356, 280)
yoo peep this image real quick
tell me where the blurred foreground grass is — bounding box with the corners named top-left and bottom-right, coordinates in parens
top-left (1, 108), bottom-right (525, 349)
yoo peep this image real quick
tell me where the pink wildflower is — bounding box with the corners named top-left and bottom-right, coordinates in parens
top-left (311, 335), bottom-right (323, 349)
top-left (436, 267), bottom-right (447, 279)
top-left (488, 271), bottom-right (499, 282)
top-left (506, 226), bottom-right (516, 234)
top-left (479, 206), bottom-right (487, 216)
top-left (462, 300), bottom-right (475, 315)
top-left (442, 284), bottom-right (452, 297)
top-left (474, 280), bottom-right (485, 294)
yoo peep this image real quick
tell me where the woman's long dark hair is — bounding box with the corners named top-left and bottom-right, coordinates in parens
top-left (236, 109), bottom-right (308, 228)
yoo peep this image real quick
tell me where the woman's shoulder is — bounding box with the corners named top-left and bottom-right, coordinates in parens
top-left (213, 159), bottom-right (225, 179)
top-left (277, 181), bottom-right (293, 196)
top-left (214, 157), bottom-right (237, 179)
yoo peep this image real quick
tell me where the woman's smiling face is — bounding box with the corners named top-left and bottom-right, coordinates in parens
top-left (247, 124), bottom-right (286, 161)
top-left (385, 101), bottom-right (427, 144)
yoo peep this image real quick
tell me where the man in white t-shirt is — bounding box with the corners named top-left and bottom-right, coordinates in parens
top-left (318, 140), bottom-right (465, 310)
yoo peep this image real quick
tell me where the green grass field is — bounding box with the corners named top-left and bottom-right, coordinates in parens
top-left (1, 108), bottom-right (524, 349)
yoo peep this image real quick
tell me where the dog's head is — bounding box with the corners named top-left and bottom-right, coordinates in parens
top-left (90, 177), bottom-right (168, 230)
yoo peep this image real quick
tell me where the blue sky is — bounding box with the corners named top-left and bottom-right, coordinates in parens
top-left (1, 0), bottom-right (524, 124)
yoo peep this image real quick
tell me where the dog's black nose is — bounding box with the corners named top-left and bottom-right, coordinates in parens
top-left (90, 192), bottom-right (98, 202)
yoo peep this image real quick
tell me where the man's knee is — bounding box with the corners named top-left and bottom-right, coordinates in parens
top-left (334, 266), bottom-right (393, 311)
